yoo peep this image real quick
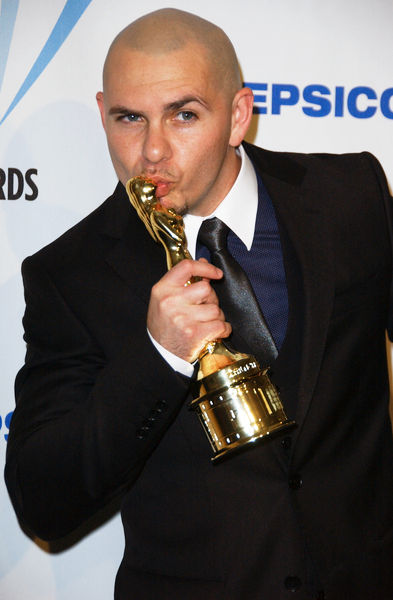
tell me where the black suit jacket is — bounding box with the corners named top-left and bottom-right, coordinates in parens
top-left (5, 143), bottom-right (393, 599)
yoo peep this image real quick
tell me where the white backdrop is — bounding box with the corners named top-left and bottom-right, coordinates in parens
top-left (1, 0), bottom-right (392, 598)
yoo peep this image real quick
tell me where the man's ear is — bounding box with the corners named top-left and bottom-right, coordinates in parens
top-left (96, 91), bottom-right (106, 130)
top-left (229, 87), bottom-right (254, 147)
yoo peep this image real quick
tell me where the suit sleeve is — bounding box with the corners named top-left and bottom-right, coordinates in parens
top-left (363, 152), bottom-right (393, 340)
top-left (4, 255), bottom-right (190, 541)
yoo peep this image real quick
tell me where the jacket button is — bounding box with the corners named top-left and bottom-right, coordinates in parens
top-left (281, 436), bottom-right (292, 451)
top-left (284, 575), bottom-right (302, 592)
top-left (155, 400), bottom-right (168, 412)
top-left (136, 428), bottom-right (147, 439)
top-left (289, 474), bottom-right (302, 489)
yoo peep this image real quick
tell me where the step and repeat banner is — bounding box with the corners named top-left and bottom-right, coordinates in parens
top-left (1, 0), bottom-right (392, 598)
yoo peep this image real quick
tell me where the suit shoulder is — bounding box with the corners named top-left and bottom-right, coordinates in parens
top-left (245, 140), bottom-right (379, 171)
top-left (286, 148), bottom-right (383, 177)
top-left (23, 183), bottom-right (132, 273)
top-left (244, 142), bottom-right (387, 194)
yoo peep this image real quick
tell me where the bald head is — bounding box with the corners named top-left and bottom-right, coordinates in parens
top-left (103, 8), bottom-right (242, 99)
top-left (96, 8), bottom-right (254, 214)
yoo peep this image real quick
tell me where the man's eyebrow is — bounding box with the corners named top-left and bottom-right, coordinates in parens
top-left (164, 96), bottom-right (208, 111)
top-left (108, 105), bottom-right (137, 116)
top-left (107, 96), bottom-right (208, 117)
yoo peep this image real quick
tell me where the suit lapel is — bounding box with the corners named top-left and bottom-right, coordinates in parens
top-left (270, 176), bottom-right (334, 431)
top-left (246, 145), bottom-right (335, 437)
top-left (100, 183), bottom-right (167, 305)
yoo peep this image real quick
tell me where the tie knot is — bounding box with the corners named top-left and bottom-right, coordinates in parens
top-left (197, 217), bottom-right (229, 253)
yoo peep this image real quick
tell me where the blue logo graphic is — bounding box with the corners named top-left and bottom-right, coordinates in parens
top-left (245, 82), bottom-right (393, 119)
top-left (0, 0), bottom-right (93, 125)
top-left (0, 411), bottom-right (13, 441)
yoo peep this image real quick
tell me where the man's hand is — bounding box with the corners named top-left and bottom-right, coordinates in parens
top-left (147, 259), bottom-right (232, 362)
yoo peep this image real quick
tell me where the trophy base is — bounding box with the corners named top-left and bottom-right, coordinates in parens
top-left (210, 419), bottom-right (296, 463)
top-left (190, 356), bottom-right (296, 463)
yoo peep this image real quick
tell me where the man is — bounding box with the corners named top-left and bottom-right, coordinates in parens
top-left (5, 8), bottom-right (393, 600)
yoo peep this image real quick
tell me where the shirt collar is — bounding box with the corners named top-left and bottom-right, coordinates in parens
top-left (183, 145), bottom-right (259, 258)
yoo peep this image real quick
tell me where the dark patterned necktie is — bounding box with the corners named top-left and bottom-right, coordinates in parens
top-left (197, 217), bottom-right (278, 366)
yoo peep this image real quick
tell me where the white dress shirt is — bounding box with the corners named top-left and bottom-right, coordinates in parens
top-left (148, 145), bottom-right (259, 377)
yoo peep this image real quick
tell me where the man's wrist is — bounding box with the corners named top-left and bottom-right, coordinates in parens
top-left (147, 329), bottom-right (195, 377)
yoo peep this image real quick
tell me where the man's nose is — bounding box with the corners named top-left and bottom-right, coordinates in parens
top-left (142, 123), bottom-right (171, 164)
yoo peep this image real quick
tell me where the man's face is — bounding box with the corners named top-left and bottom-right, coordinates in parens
top-left (97, 43), bottom-right (243, 216)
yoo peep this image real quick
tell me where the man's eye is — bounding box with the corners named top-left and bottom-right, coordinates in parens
top-left (176, 111), bottom-right (196, 122)
top-left (120, 114), bottom-right (141, 122)
top-left (125, 113), bottom-right (141, 121)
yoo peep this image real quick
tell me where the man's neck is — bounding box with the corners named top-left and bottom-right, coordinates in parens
top-left (184, 145), bottom-right (259, 257)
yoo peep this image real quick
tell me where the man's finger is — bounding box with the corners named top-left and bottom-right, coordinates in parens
top-left (164, 259), bottom-right (223, 285)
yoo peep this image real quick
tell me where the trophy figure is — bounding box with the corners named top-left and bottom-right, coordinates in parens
top-left (126, 176), bottom-right (296, 462)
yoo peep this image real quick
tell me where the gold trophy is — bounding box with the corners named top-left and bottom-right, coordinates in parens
top-left (126, 177), bottom-right (296, 462)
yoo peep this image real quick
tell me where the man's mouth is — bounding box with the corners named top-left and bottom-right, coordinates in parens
top-left (146, 177), bottom-right (173, 198)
